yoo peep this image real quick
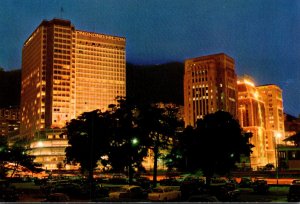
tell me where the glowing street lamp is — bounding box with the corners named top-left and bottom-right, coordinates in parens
top-left (131, 138), bottom-right (139, 146)
top-left (128, 137), bottom-right (139, 184)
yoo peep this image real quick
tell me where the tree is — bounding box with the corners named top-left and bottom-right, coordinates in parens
top-left (137, 104), bottom-right (183, 187)
top-left (196, 111), bottom-right (253, 183)
top-left (9, 140), bottom-right (42, 177)
top-left (168, 111), bottom-right (253, 184)
top-left (0, 139), bottom-right (42, 178)
top-left (165, 125), bottom-right (195, 172)
top-left (106, 98), bottom-right (148, 184)
top-left (0, 137), bottom-right (9, 178)
top-left (65, 110), bottom-right (111, 188)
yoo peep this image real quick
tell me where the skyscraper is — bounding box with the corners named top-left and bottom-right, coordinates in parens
top-left (237, 76), bottom-right (268, 169)
top-left (20, 18), bottom-right (126, 138)
top-left (257, 84), bottom-right (285, 164)
top-left (184, 53), bottom-right (237, 127)
top-left (20, 18), bottom-right (126, 169)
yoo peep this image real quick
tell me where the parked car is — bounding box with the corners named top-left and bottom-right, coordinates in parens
top-left (239, 177), bottom-right (252, 188)
top-left (252, 179), bottom-right (269, 194)
top-left (209, 183), bottom-right (240, 202)
top-left (43, 193), bottom-right (70, 202)
top-left (133, 177), bottom-right (151, 190)
top-left (108, 185), bottom-right (148, 201)
top-left (180, 176), bottom-right (206, 200)
top-left (148, 186), bottom-right (181, 201)
top-left (292, 179), bottom-right (300, 184)
top-left (287, 184), bottom-right (300, 202)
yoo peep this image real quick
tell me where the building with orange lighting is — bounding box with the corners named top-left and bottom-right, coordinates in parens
top-left (237, 76), bottom-right (268, 169)
top-left (237, 76), bottom-right (285, 169)
top-left (184, 53), bottom-right (237, 127)
top-left (257, 84), bottom-right (285, 165)
top-left (0, 107), bottom-right (20, 137)
top-left (20, 18), bottom-right (126, 169)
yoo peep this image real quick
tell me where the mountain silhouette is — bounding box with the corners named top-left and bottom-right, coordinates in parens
top-left (0, 69), bottom-right (21, 108)
top-left (126, 62), bottom-right (184, 105)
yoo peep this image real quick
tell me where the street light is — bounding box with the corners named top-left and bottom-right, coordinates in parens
top-left (131, 138), bottom-right (139, 146)
top-left (275, 132), bottom-right (282, 185)
top-left (128, 137), bottom-right (139, 184)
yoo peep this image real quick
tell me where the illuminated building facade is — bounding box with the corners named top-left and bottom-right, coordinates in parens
top-left (20, 18), bottom-right (126, 169)
top-left (237, 76), bottom-right (268, 169)
top-left (184, 53), bottom-right (237, 127)
top-left (257, 84), bottom-right (285, 165)
top-left (0, 107), bottom-right (20, 137)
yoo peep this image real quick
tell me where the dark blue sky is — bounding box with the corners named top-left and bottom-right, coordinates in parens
top-left (0, 0), bottom-right (299, 116)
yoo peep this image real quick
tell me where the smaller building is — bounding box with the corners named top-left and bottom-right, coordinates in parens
top-left (29, 128), bottom-right (75, 170)
top-left (278, 145), bottom-right (300, 170)
top-left (0, 107), bottom-right (20, 137)
top-left (237, 76), bottom-right (268, 169)
top-left (184, 53), bottom-right (237, 127)
top-left (257, 84), bottom-right (285, 165)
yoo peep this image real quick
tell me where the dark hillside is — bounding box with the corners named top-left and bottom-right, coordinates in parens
top-left (0, 69), bottom-right (21, 108)
top-left (126, 62), bottom-right (184, 105)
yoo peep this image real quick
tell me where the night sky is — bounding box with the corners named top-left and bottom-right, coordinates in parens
top-left (0, 0), bottom-right (299, 116)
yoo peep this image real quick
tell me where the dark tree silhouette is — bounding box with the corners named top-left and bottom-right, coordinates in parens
top-left (0, 139), bottom-right (42, 177)
top-left (137, 104), bottom-right (183, 187)
top-left (106, 98), bottom-right (148, 184)
top-left (0, 137), bottom-right (9, 178)
top-left (167, 111), bottom-right (253, 184)
top-left (65, 110), bottom-right (111, 189)
top-left (196, 111), bottom-right (253, 183)
top-left (165, 125), bottom-right (195, 172)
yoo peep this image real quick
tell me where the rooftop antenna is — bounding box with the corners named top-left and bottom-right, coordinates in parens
top-left (60, 6), bottom-right (64, 19)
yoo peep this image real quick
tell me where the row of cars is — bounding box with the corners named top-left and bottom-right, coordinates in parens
top-left (239, 177), bottom-right (300, 202)
top-left (107, 176), bottom-right (242, 202)
top-left (39, 175), bottom-right (241, 202)
top-left (239, 177), bottom-right (269, 193)
top-left (36, 174), bottom-right (300, 202)
top-left (40, 178), bottom-right (181, 202)
top-left (40, 178), bottom-right (111, 201)
top-left (108, 185), bottom-right (181, 201)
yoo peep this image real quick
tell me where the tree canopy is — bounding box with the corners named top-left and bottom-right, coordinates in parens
top-left (0, 138), bottom-right (42, 178)
top-left (167, 111), bottom-right (253, 180)
top-left (64, 99), bottom-right (183, 187)
top-left (65, 110), bottom-right (111, 179)
top-left (137, 103), bottom-right (183, 186)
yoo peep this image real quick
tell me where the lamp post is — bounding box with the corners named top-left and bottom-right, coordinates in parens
top-left (128, 137), bottom-right (139, 185)
top-left (275, 132), bottom-right (282, 185)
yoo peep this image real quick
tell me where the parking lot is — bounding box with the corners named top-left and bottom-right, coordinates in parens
top-left (10, 179), bottom-right (290, 202)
